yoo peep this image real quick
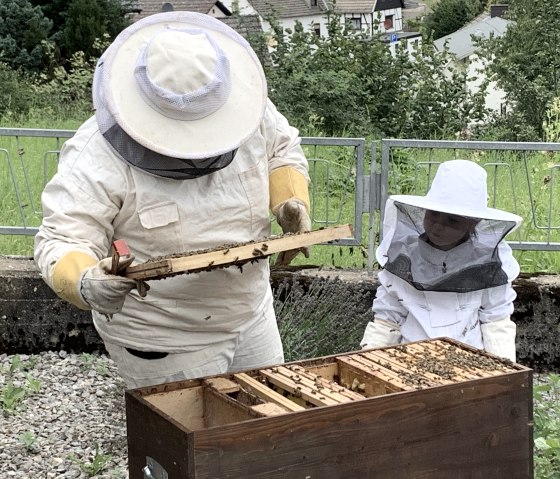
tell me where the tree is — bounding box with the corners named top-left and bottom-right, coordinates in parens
top-left (0, 0), bottom-right (52, 72)
top-left (424, 0), bottom-right (487, 40)
top-left (29, 0), bottom-right (134, 69)
top-left (63, 0), bottom-right (104, 59)
top-left (392, 40), bottom-right (488, 139)
top-left (479, 0), bottom-right (560, 139)
top-left (263, 12), bottom-right (487, 139)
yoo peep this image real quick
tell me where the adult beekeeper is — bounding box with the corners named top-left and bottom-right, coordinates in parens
top-left (360, 160), bottom-right (522, 362)
top-left (34, 12), bottom-right (311, 388)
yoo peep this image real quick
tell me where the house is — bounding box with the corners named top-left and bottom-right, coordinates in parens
top-left (129, 1), bottom-right (264, 44)
top-left (244, 0), bottom-right (420, 54)
top-left (130, 1), bottom-right (420, 53)
top-left (433, 8), bottom-right (510, 115)
top-left (245, 0), bottom-right (407, 37)
top-left (131, 1), bottom-right (232, 20)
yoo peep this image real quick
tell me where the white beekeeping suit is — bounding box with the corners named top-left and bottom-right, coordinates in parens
top-left (361, 160), bottom-right (522, 362)
top-left (35, 12), bottom-right (311, 388)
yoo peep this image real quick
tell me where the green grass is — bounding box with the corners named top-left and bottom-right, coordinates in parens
top-left (3, 125), bottom-right (560, 274)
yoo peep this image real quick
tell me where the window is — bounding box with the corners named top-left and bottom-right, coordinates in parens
top-left (384, 15), bottom-right (394, 30)
top-left (314, 23), bottom-right (321, 36)
top-left (311, 0), bottom-right (318, 5)
top-left (350, 17), bottom-right (361, 30)
top-left (161, 2), bottom-right (174, 12)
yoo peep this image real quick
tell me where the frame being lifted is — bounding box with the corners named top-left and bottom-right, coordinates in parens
top-left (123, 223), bottom-right (353, 280)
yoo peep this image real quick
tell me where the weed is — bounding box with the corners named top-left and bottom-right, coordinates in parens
top-left (68, 444), bottom-right (112, 477)
top-left (534, 373), bottom-right (560, 478)
top-left (8, 354), bottom-right (23, 375)
top-left (78, 353), bottom-right (96, 372)
top-left (0, 381), bottom-right (26, 414)
top-left (96, 363), bottom-right (110, 377)
top-left (25, 374), bottom-right (41, 394)
top-left (18, 431), bottom-right (37, 452)
top-left (0, 355), bottom-right (36, 414)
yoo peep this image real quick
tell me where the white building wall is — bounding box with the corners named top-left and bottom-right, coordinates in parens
top-left (280, 14), bottom-right (329, 35)
top-left (388, 35), bottom-right (422, 56)
top-left (467, 55), bottom-right (506, 114)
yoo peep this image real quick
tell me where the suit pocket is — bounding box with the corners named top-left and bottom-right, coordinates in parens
top-left (137, 201), bottom-right (182, 255)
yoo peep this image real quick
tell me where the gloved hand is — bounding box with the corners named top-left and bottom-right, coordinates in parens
top-left (275, 199), bottom-right (312, 266)
top-left (80, 255), bottom-right (149, 315)
top-left (481, 317), bottom-right (516, 362)
top-left (360, 318), bottom-right (402, 349)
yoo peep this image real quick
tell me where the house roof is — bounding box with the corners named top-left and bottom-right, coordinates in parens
top-left (129, 2), bottom-right (263, 42)
top-left (134, 1), bottom-right (229, 19)
top-left (334, 0), bottom-right (376, 14)
top-left (220, 14), bottom-right (263, 42)
top-left (433, 14), bottom-right (510, 60)
top-left (374, 0), bottom-right (405, 11)
top-left (249, 0), bottom-right (325, 19)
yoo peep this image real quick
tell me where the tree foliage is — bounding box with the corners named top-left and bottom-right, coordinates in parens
top-left (0, 0), bottom-right (134, 75)
top-left (1, 6), bottom-right (489, 138)
top-left (63, 0), bottom-right (105, 59)
top-left (478, 0), bottom-right (560, 139)
top-left (61, 0), bottom-right (134, 60)
top-left (424, 0), bottom-right (487, 40)
top-left (0, 0), bottom-right (53, 72)
top-left (263, 12), bottom-right (488, 139)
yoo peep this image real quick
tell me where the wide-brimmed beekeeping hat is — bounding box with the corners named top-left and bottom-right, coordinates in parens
top-left (92, 11), bottom-right (267, 175)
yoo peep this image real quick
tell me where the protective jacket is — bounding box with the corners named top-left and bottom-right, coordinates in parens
top-left (372, 265), bottom-right (517, 350)
top-left (362, 191), bottom-right (521, 361)
top-left (35, 100), bottom-right (309, 353)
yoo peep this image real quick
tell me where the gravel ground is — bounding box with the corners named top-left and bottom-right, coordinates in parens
top-left (1, 351), bottom-right (128, 479)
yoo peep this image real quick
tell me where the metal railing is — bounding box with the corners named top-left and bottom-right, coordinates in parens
top-left (0, 128), bottom-right (74, 236)
top-left (3, 128), bottom-right (560, 272)
top-left (0, 129), bottom-right (369, 247)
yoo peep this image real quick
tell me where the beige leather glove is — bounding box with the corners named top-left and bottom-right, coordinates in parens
top-left (80, 255), bottom-right (148, 315)
top-left (360, 318), bottom-right (402, 349)
top-left (481, 317), bottom-right (517, 362)
top-left (275, 199), bottom-right (312, 265)
top-left (269, 166), bottom-right (311, 266)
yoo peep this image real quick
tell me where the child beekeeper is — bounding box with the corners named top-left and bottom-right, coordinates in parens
top-left (361, 159), bottom-right (522, 362)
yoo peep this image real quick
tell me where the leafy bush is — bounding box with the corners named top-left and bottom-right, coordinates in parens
top-left (0, 63), bottom-right (37, 118)
top-left (533, 374), bottom-right (560, 478)
top-left (264, 12), bottom-right (488, 140)
top-left (274, 275), bottom-right (373, 361)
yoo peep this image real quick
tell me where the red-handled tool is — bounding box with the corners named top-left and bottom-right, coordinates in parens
top-left (110, 239), bottom-right (130, 275)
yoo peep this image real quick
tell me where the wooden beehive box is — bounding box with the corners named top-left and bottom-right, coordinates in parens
top-left (125, 338), bottom-right (533, 479)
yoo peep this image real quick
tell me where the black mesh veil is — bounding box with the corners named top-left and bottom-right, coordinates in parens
top-left (382, 202), bottom-right (518, 293)
top-left (102, 123), bottom-right (236, 179)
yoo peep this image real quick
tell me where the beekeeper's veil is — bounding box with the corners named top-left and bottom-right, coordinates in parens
top-left (377, 160), bottom-right (522, 292)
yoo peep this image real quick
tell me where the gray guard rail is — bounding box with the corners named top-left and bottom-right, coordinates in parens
top-left (2, 128), bottom-right (560, 273)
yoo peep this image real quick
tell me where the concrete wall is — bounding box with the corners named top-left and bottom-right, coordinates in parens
top-left (1, 257), bottom-right (559, 371)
